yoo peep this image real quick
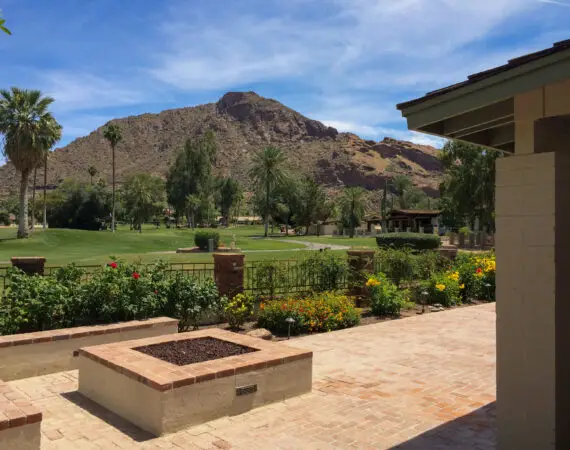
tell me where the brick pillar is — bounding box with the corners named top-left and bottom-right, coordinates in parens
top-left (347, 250), bottom-right (375, 305)
top-left (10, 257), bottom-right (46, 275)
top-left (213, 253), bottom-right (245, 298)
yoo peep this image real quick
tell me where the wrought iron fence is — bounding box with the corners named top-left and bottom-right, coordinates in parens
top-left (0, 262), bottom-right (215, 292)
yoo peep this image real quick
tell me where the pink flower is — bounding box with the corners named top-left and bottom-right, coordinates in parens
top-left (132, 272), bottom-right (140, 280)
top-left (154, 290), bottom-right (158, 295)
top-left (109, 262), bottom-right (118, 269)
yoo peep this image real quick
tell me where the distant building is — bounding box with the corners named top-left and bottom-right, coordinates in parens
top-left (386, 209), bottom-right (441, 233)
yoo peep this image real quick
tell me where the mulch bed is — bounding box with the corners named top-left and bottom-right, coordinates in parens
top-left (134, 337), bottom-right (257, 366)
top-left (202, 299), bottom-right (492, 341)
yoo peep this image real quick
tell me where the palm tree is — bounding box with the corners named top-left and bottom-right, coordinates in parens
top-left (339, 187), bottom-right (366, 238)
top-left (88, 165), bottom-right (98, 185)
top-left (0, 11), bottom-right (10, 35)
top-left (248, 146), bottom-right (287, 237)
top-left (103, 123), bottom-right (122, 232)
top-left (0, 88), bottom-right (61, 238)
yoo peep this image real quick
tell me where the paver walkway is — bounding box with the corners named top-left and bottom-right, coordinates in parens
top-left (8, 303), bottom-right (496, 449)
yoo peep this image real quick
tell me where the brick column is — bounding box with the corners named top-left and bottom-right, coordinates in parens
top-left (496, 149), bottom-right (570, 449)
top-left (347, 250), bottom-right (375, 305)
top-left (10, 257), bottom-right (46, 275)
top-left (213, 253), bottom-right (245, 298)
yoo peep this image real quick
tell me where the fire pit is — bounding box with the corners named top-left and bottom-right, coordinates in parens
top-left (77, 329), bottom-right (312, 436)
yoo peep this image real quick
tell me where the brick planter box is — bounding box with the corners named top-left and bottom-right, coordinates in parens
top-left (0, 317), bottom-right (178, 381)
top-left (0, 380), bottom-right (42, 449)
top-left (78, 329), bottom-right (312, 436)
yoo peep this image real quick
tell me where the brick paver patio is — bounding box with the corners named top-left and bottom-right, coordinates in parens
top-left (7, 303), bottom-right (496, 449)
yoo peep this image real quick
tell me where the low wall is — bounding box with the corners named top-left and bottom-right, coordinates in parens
top-left (0, 380), bottom-right (42, 449)
top-left (0, 317), bottom-right (178, 381)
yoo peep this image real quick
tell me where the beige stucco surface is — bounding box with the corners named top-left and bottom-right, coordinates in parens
top-left (78, 353), bottom-right (312, 436)
top-left (496, 152), bottom-right (556, 449)
top-left (0, 323), bottom-right (178, 381)
top-left (0, 423), bottom-right (41, 450)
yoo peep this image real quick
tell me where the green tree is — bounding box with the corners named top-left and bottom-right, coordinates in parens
top-left (339, 187), bottom-right (366, 238)
top-left (390, 174), bottom-right (428, 210)
top-left (122, 174), bottom-right (165, 232)
top-left (103, 123), bottom-right (122, 232)
top-left (88, 165), bottom-right (98, 185)
top-left (217, 177), bottom-right (241, 226)
top-left (248, 146), bottom-right (288, 237)
top-left (439, 140), bottom-right (501, 231)
top-left (0, 88), bottom-right (61, 238)
top-left (166, 131), bottom-right (217, 228)
top-left (294, 176), bottom-right (328, 234)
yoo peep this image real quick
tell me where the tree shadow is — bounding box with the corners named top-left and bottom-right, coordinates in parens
top-left (390, 402), bottom-right (496, 450)
top-left (61, 391), bottom-right (155, 443)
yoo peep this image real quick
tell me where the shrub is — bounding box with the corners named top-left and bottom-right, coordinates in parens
top-left (366, 273), bottom-right (411, 316)
top-left (374, 248), bottom-right (415, 285)
top-left (257, 292), bottom-right (359, 335)
top-left (194, 229), bottom-right (220, 251)
top-left (376, 232), bottom-right (440, 250)
top-left (425, 271), bottom-right (461, 307)
top-left (299, 251), bottom-right (348, 292)
top-left (413, 250), bottom-right (450, 280)
top-left (224, 293), bottom-right (255, 329)
top-left (454, 252), bottom-right (495, 300)
top-left (0, 210), bottom-right (10, 226)
top-left (163, 273), bottom-right (224, 332)
top-left (251, 260), bottom-right (289, 299)
top-left (0, 260), bottom-right (225, 335)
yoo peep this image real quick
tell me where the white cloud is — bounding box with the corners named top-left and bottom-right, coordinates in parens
top-left (321, 120), bottom-right (380, 137)
top-left (41, 71), bottom-right (149, 112)
top-left (538, 0), bottom-right (570, 6)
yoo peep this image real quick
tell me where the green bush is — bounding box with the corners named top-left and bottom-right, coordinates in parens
top-left (413, 250), bottom-right (450, 280)
top-left (424, 271), bottom-right (461, 307)
top-left (366, 273), bottom-right (411, 316)
top-left (224, 293), bottom-right (255, 330)
top-left (0, 210), bottom-right (10, 226)
top-left (299, 251), bottom-right (348, 292)
top-left (453, 252), bottom-right (495, 301)
top-left (374, 247), bottom-right (415, 285)
top-left (376, 232), bottom-right (440, 250)
top-left (257, 292), bottom-right (360, 335)
top-left (0, 260), bottom-right (224, 335)
top-left (162, 273), bottom-right (224, 332)
top-left (251, 260), bottom-right (289, 299)
top-left (194, 229), bottom-right (220, 250)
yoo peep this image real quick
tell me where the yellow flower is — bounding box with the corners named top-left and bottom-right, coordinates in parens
top-left (366, 278), bottom-right (381, 287)
top-left (436, 283), bottom-right (446, 292)
top-left (448, 271), bottom-right (459, 281)
top-left (460, 284), bottom-right (465, 290)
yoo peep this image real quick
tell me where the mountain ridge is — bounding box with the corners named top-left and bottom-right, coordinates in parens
top-left (0, 91), bottom-right (443, 196)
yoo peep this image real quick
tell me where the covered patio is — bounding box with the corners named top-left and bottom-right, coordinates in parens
top-left (397, 39), bottom-right (570, 449)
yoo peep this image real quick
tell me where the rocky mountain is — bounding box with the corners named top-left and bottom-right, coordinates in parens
top-left (0, 92), bottom-right (443, 196)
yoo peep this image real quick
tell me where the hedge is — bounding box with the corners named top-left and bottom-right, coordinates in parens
top-left (194, 229), bottom-right (220, 250)
top-left (376, 232), bottom-right (440, 250)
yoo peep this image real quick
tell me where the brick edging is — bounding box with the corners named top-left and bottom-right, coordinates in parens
top-left (79, 349), bottom-right (312, 392)
top-left (0, 381), bottom-right (42, 430)
top-left (0, 317), bottom-right (178, 348)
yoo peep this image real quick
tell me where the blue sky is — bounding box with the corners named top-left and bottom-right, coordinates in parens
top-left (1, 0), bottom-right (569, 161)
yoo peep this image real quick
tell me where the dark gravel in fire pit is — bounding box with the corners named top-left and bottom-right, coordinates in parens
top-left (134, 337), bottom-right (258, 366)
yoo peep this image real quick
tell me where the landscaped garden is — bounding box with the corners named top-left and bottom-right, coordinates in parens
top-left (0, 245), bottom-right (496, 338)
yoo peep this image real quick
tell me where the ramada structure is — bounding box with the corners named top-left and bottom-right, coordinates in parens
top-left (397, 38), bottom-right (570, 450)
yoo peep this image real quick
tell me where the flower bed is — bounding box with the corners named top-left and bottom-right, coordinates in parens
top-left (257, 292), bottom-right (360, 335)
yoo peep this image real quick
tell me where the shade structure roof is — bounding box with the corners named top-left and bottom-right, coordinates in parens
top-left (396, 39), bottom-right (570, 152)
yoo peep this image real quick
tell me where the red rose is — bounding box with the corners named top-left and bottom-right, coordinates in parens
top-left (109, 262), bottom-right (118, 269)
top-left (476, 268), bottom-right (482, 274)
top-left (132, 272), bottom-right (140, 280)
top-left (154, 290), bottom-right (158, 295)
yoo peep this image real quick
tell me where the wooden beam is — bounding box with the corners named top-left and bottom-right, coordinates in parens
top-left (460, 123), bottom-right (514, 148)
top-left (443, 99), bottom-right (513, 136)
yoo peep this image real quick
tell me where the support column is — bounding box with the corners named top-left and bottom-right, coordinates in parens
top-left (496, 150), bottom-right (570, 449)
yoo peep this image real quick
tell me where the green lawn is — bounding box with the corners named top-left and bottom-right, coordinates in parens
top-left (0, 225), bottom-right (306, 266)
top-left (282, 235), bottom-right (378, 248)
